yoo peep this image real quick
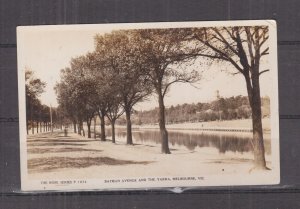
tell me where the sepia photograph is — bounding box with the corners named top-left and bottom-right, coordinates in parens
top-left (17, 20), bottom-right (279, 191)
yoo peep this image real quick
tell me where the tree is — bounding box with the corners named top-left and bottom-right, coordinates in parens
top-left (55, 78), bottom-right (78, 133)
top-left (106, 97), bottom-right (124, 143)
top-left (56, 56), bottom-right (98, 138)
top-left (93, 31), bottom-right (151, 145)
top-left (69, 56), bottom-right (98, 138)
top-left (87, 49), bottom-right (125, 142)
top-left (86, 52), bottom-right (112, 142)
top-left (25, 68), bottom-right (46, 134)
top-left (192, 26), bottom-right (269, 169)
top-left (40, 104), bottom-right (50, 132)
top-left (133, 28), bottom-right (201, 153)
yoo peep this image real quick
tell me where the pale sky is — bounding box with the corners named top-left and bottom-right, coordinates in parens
top-left (17, 24), bottom-right (272, 111)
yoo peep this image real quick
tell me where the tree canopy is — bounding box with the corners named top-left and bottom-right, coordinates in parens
top-left (53, 25), bottom-right (270, 169)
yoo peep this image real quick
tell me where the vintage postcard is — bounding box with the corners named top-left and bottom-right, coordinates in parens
top-left (17, 20), bottom-right (279, 191)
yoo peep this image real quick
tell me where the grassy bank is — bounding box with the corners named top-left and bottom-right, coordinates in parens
top-left (132, 118), bottom-right (270, 132)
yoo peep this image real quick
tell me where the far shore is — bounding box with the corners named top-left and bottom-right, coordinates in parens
top-left (117, 118), bottom-right (270, 133)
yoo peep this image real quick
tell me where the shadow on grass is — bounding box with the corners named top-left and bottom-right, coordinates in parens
top-left (55, 136), bottom-right (97, 139)
top-left (27, 147), bottom-right (102, 154)
top-left (28, 156), bottom-right (152, 173)
top-left (28, 139), bottom-right (97, 143)
top-left (204, 158), bottom-right (253, 164)
top-left (28, 142), bottom-right (87, 147)
top-left (27, 136), bottom-right (49, 139)
top-left (131, 143), bottom-right (156, 148)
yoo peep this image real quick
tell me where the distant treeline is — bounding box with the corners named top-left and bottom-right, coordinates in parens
top-left (129, 96), bottom-right (270, 125)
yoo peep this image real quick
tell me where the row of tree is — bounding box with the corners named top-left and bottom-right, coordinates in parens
top-left (26, 69), bottom-right (63, 134)
top-left (131, 96), bottom-right (270, 125)
top-left (25, 69), bottom-right (49, 134)
top-left (55, 26), bottom-right (270, 170)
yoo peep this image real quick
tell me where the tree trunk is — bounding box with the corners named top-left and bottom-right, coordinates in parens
top-left (26, 119), bottom-right (29, 135)
top-left (81, 121), bottom-right (85, 137)
top-left (100, 114), bottom-right (106, 141)
top-left (26, 101), bottom-right (29, 135)
top-left (30, 103), bottom-right (33, 134)
top-left (157, 91), bottom-right (171, 154)
top-left (111, 119), bottom-right (116, 143)
top-left (36, 121), bottom-right (39, 133)
top-left (94, 116), bottom-right (96, 139)
top-left (77, 121), bottom-right (81, 135)
top-left (40, 122), bottom-right (42, 133)
top-left (73, 121), bottom-right (77, 133)
top-left (125, 108), bottom-right (133, 145)
top-left (244, 72), bottom-right (267, 170)
top-left (32, 121), bottom-right (34, 134)
top-left (251, 76), bottom-right (267, 169)
top-left (251, 101), bottom-right (267, 169)
top-left (87, 119), bottom-right (91, 138)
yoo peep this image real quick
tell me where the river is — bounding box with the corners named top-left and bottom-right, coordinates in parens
top-left (104, 128), bottom-right (271, 155)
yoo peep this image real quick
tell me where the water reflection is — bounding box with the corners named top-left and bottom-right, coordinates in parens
top-left (105, 128), bottom-right (271, 155)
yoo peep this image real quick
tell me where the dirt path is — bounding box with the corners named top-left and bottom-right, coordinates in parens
top-left (27, 130), bottom-right (151, 175)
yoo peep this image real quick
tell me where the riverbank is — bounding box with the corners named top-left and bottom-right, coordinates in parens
top-left (27, 130), bottom-right (274, 182)
top-left (130, 118), bottom-right (270, 132)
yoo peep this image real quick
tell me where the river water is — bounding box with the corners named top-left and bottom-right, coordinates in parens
top-left (105, 128), bottom-right (271, 155)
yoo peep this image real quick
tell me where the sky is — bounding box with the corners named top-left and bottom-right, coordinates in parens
top-left (17, 24), bottom-right (272, 111)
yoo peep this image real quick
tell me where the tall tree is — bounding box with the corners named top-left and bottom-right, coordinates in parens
top-left (25, 69), bottom-right (46, 134)
top-left (133, 28), bottom-right (201, 153)
top-left (93, 31), bottom-right (151, 145)
top-left (85, 52), bottom-right (112, 142)
top-left (192, 26), bottom-right (269, 169)
top-left (55, 69), bottom-right (79, 133)
top-left (70, 56), bottom-right (98, 138)
top-left (106, 97), bottom-right (124, 143)
top-left (56, 56), bottom-right (98, 138)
